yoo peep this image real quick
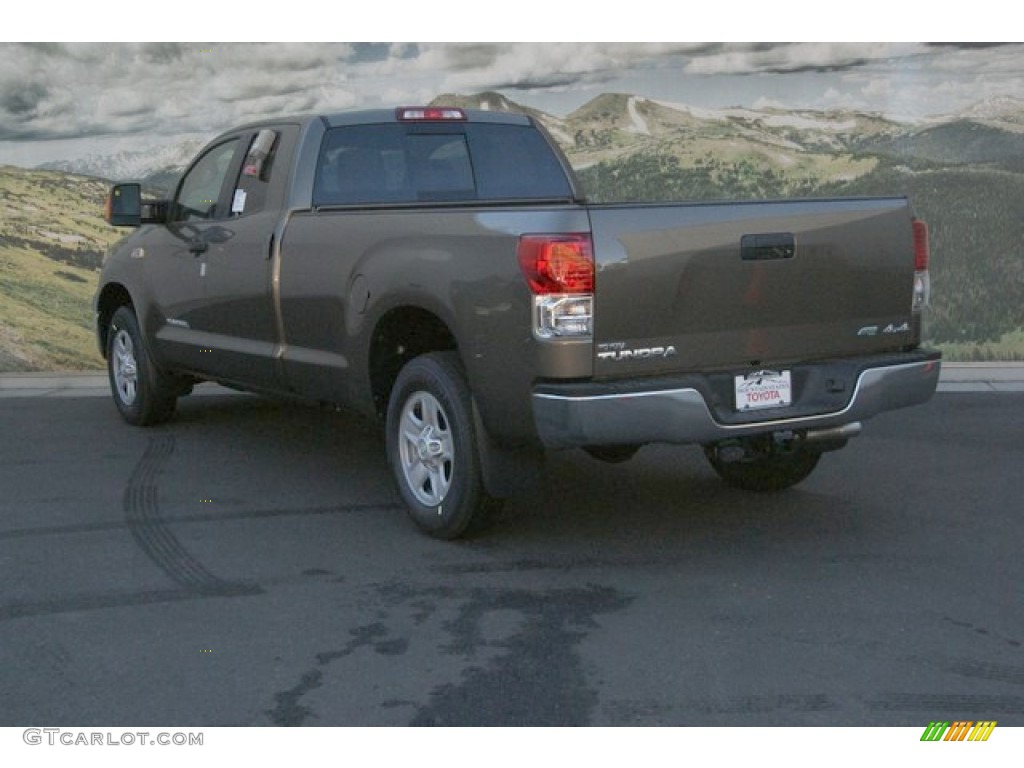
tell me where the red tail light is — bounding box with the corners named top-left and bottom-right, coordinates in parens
top-left (912, 219), bottom-right (929, 270)
top-left (517, 234), bottom-right (594, 294)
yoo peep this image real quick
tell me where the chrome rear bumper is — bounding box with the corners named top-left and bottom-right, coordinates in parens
top-left (532, 357), bottom-right (941, 449)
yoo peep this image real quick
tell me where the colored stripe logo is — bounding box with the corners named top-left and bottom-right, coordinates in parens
top-left (920, 721), bottom-right (997, 741)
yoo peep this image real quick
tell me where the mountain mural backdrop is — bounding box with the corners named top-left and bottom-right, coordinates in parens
top-left (2, 90), bottom-right (1023, 370)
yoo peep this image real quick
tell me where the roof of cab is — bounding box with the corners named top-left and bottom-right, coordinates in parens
top-left (207, 107), bottom-right (533, 139)
top-left (322, 108), bottom-right (532, 128)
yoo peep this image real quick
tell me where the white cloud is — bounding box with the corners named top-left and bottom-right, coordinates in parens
top-left (685, 42), bottom-right (926, 76)
top-left (3, 42), bottom-right (1024, 165)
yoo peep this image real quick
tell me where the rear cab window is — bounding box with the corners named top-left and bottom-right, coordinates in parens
top-left (313, 121), bottom-right (573, 207)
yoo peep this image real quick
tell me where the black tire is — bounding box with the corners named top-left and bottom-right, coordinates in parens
top-left (385, 352), bottom-right (500, 539)
top-left (106, 306), bottom-right (178, 426)
top-left (703, 445), bottom-right (821, 492)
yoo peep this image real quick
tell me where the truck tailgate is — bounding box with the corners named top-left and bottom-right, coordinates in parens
top-left (588, 197), bottom-right (918, 378)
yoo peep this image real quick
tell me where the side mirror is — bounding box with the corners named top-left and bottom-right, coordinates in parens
top-left (105, 183), bottom-right (141, 226)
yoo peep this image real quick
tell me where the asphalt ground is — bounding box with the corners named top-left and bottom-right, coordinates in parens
top-left (0, 367), bottom-right (1021, 728)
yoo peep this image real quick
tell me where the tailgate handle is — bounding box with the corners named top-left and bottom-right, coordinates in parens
top-left (741, 232), bottom-right (795, 261)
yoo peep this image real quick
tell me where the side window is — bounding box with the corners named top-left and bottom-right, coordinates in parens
top-left (172, 139), bottom-right (240, 222)
top-left (231, 129), bottom-right (279, 217)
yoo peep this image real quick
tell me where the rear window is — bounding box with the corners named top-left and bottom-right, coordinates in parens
top-left (314, 123), bottom-right (572, 206)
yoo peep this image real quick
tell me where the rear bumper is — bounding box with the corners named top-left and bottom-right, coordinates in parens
top-left (532, 351), bottom-right (941, 449)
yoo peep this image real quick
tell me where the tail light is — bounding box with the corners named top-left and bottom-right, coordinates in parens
top-left (517, 234), bottom-right (594, 338)
top-left (912, 219), bottom-right (930, 310)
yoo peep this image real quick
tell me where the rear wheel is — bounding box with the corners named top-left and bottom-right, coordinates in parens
top-left (703, 441), bottom-right (821, 492)
top-left (106, 306), bottom-right (178, 425)
top-left (385, 352), bottom-right (500, 539)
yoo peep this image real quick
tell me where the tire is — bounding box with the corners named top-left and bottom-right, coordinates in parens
top-left (385, 352), bottom-right (500, 539)
top-left (106, 306), bottom-right (178, 426)
top-left (703, 444), bottom-right (821, 492)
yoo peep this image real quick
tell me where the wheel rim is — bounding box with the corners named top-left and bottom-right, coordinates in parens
top-left (111, 328), bottom-right (138, 406)
top-left (397, 391), bottom-right (454, 507)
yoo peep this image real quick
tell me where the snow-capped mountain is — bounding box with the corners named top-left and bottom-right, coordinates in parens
top-left (37, 138), bottom-right (206, 183)
top-left (951, 96), bottom-right (1024, 131)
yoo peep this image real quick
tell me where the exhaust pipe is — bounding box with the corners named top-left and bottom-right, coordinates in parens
top-left (801, 422), bottom-right (862, 445)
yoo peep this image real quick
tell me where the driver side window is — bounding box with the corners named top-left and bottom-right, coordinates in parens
top-left (172, 139), bottom-right (239, 222)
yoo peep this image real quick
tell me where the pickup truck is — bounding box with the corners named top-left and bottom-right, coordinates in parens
top-left (97, 106), bottom-right (941, 539)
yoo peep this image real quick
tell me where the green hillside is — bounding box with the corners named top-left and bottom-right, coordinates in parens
top-left (0, 166), bottom-right (119, 371)
top-left (816, 162), bottom-right (1024, 349)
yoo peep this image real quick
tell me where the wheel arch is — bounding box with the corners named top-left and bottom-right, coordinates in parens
top-left (368, 304), bottom-right (459, 420)
top-left (369, 304), bottom-right (544, 501)
top-left (95, 282), bottom-right (135, 359)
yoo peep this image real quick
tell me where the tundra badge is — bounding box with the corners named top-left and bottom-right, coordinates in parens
top-left (597, 342), bottom-right (678, 362)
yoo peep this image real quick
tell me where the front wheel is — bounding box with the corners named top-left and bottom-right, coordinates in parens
top-left (703, 442), bottom-right (821, 492)
top-left (106, 306), bottom-right (178, 426)
top-left (385, 352), bottom-right (500, 539)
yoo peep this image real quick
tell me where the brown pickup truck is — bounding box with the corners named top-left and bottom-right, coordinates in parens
top-left (96, 106), bottom-right (941, 538)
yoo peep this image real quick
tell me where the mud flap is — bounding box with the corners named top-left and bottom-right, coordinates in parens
top-left (472, 400), bottom-right (543, 498)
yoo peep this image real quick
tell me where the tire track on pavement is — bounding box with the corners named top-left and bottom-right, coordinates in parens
top-left (123, 434), bottom-right (262, 597)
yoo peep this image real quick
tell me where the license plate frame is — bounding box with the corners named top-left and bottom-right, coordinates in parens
top-left (734, 370), bottom-right (792, 412)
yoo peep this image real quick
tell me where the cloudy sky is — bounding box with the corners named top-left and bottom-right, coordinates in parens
top-left (2, 41), bottom-right (1023, 166)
